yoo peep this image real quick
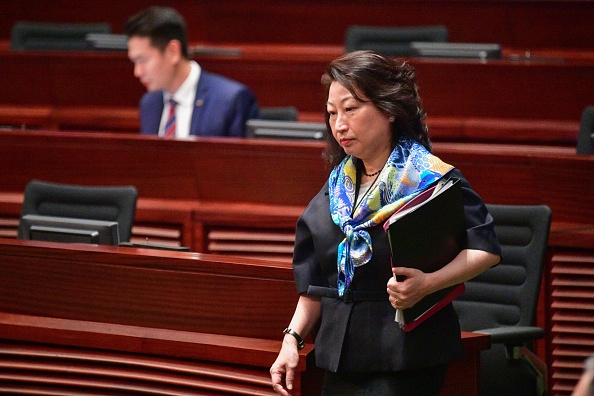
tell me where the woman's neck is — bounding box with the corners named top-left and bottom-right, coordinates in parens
top-left (360, 149), bottom-right (391, 180)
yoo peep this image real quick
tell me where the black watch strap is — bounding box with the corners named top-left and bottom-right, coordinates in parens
top-left (283, 327), bottom-right (305, 350)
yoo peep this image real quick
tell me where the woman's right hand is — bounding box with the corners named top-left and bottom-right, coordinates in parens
top-left (270, 338), bottom-right (301, 395)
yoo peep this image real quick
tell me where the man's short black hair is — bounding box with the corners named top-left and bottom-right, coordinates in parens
top-left (125, 6), bottom-right (189, 58)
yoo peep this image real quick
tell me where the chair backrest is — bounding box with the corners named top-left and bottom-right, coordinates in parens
top-left (454, 204), bottom-right (552, 396)
top-left (10, 21), bottom-right (111, 51)
top-left (259, 106), bottom-right (299, 121)
top-left (577, 105), bottom-right (594, 155)
top-left (454, 204), bottom-right (552, 332)
top-left (17, 180), bottom-right (138, 243)
top-left (344, 25), bottom-right (448, 56)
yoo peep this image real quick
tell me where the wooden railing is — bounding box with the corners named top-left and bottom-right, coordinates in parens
top-left (0, 239), bottom-right (315, 394)
top-left (0, 239), bottom-right (490, 395)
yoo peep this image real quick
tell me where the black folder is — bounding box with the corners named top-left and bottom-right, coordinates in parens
top-left (383, 177), bottom-right (467, 331)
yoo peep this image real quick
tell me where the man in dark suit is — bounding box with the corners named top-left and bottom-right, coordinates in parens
top-left (125, 6), bottom-right (259, 138)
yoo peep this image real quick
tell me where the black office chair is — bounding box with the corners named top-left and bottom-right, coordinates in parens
top-left (259, 106), bottom-right (299, 121)
top-left (17, 180), bottom-right (138, 243)
top-left (576, 106), bottom-right (594, 155)
top-left (344, 25), bottom-right (448, 56)
top-left (10, 21), bottom-right (111, 51)
top-left (454, 204), bottom-right (552, 396)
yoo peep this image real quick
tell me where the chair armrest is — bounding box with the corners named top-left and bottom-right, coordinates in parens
top-left (474, 326), bottom-right (548, 396)
top-left (475, 326), bottom-right (544, 345)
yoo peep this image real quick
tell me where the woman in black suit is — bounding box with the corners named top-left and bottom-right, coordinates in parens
top-left (270, 51), bottom-right (501, 396)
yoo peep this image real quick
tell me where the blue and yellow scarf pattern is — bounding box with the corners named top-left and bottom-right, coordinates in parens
top-left (329, 138), bottom-right (454, 297)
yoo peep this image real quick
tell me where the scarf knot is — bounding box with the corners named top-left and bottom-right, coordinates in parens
top-left (329, 138), bottom-right (454, 297)
top-left (346, 228), bottom-right (372, 266)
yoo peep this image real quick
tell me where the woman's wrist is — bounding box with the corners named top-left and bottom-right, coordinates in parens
top-left (283, 327), bottom-right (305, 350)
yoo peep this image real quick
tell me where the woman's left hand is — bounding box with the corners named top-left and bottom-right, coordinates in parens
top-left (387, 267), bottom-right (430, 309)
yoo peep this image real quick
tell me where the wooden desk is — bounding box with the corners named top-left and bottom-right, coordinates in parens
top-left (2, 130), bottom-right (593, 223)
top-left (0, 130), bottom-right (329, 205)
top-left (0, 239), bottom-right (313, 394)
top-left (1, 130), bottom-right (593, 251)
top-left (1, 43), bottom-right (593, 124)
top-left (0, 239), bottom-right (489, 395)
top-left (1, 130), bottom-right (594, 395)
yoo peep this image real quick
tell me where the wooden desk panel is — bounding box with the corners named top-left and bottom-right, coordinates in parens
top-left (431, 142), bottom-right (594, 224)
top-left (0, 313), bottom-right (311, 395)
top-left (2, 45), bottom-right (594, 124)
top-left (0, 239), bottom-right (312, 390)
top-left (0, 239), bottom-right (489, 396)
top-left (1, 50), bottom-right (143, 107)
top-left (0, 130), bottom-right (329, 206)
top-left (0, 239), bottom-right (297, 339)
top-left (2, 130), bottom-right (593, 225)
top-left (410, 58), bottom-right (594, 120)
top-left (1, 104), bottom-right (580, 146)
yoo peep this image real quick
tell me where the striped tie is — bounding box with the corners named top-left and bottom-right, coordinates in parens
top-left (164, 98), bottom-right (177, 138)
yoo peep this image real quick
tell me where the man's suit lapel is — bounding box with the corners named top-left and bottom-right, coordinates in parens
top-left (141, 93), bottom-right (165, 134)
top-left (189, 72), bottom-right (209, 136)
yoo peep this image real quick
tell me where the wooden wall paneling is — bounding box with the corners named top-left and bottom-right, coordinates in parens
top-left (550, 253), bottom-right (594, 396)
top-left (1, 1), bottom-right (594, 49)
top-left (0, 132), bottom-right (207, 200)
top-left (550, 224), bottom-right (594, 252)
top-left (457, 118), bottom-right (579, 146)
top-left (192, 201), bottom-right (303, 262)
top-left (432, 143), bottom-right (594, 224)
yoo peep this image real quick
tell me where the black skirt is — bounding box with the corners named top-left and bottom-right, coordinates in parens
top-left (321, 364), bottom-right (448, 396)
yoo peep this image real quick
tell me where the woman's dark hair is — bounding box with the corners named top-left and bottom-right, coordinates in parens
top-left (124, 6), bottom-right (189, 59)
top-left (321, 50), bottom-right (431, 167)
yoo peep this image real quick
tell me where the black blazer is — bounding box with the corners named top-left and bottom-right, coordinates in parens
top-left (293, 169), bottom-right (501, 372)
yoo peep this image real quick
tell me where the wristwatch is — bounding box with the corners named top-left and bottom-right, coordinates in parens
top-left (283, 327), bottom-right (305, 350)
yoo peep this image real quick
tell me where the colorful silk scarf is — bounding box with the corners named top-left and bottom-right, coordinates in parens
top-left (329, 137), bottom-right (455, 297)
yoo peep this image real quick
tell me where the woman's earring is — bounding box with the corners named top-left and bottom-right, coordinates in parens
top-left (389, 116), bottom-right (395, 122)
